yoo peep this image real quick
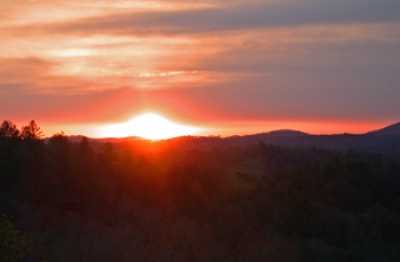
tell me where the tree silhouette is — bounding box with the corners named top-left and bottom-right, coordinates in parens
top-left (0, 121), bottom-right (19, 139)
top-left (20, 120), bottom-right (42, 140)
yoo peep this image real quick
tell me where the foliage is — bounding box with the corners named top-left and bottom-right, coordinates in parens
top-left (1, 120), bottom-right (400, 261)
top-left (20, 120), bottom-right (43, 140)
top-left (0, 121), bottom-right (19, 139)
top-left (0, 216), bottom-right (30, 262)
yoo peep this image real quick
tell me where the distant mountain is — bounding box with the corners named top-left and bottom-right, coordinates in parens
top-left (199, 122), bottom-right (400, 155)
top-left (266, 129), bottom-right (309, 137)
top-left (367, 122), bottom-right (400, 136)
top-left (81, 122), bottom-right (400, 155)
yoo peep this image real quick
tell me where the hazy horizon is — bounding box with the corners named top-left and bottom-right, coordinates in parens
top-left (4, 117), bottom-right (398, 140)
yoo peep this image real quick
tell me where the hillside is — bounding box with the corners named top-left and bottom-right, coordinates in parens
top-left (367, 122), bottom-right (400, 136)
top-left (159, 122), bottom-right (400, 155)
top-left (83, 122), bottom-right (400, 155)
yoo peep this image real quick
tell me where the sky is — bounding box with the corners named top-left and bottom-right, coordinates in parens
top-left (1, 0), bottom-right (400, 137)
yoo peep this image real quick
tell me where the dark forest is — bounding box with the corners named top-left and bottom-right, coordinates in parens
top-left (1, 120), bottom-right (400, 261)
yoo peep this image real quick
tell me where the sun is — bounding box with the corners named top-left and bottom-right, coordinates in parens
top-left (98, 113), bottom-right (202, 140)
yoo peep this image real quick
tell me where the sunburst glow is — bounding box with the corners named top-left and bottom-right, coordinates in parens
top-left (97, 113), bottom-right (202, 140)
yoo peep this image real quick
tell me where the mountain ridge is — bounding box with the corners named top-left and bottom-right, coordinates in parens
top-left (62, 121), bottom-right (400, 155)
top-left (367, 122), bottom-right (400, 136)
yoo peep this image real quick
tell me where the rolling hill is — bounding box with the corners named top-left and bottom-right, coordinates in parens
top-left (81, 122), bottom-right (400, 155)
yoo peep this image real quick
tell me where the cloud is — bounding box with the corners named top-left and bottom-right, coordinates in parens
top-left (194, 24), bottom-right (400, 77)
top-left (0, 57), bottom-right (56, 90)
top-left (1, 0), bottom-right (400, 133)
top-left (9, 0), bottom-right (398, 37)
top-left (0, 56), bottom-right (132, 95)
top-left (146, 71), bottom-right (400, 123)
top-left (0, 86), bottom-right (146, 124)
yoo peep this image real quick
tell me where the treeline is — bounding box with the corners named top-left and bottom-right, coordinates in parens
top-left (0, 120), bottom-right (42, 140)
top-left (1, 120), bottom-right (400, 261)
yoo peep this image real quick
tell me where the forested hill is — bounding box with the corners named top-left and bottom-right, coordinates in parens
top-left (98, 122), bottom-right (400, 155)
top-left (222, 123), bottom-right (400, 154)
top-left (1, 120), bottom-right (400, 261)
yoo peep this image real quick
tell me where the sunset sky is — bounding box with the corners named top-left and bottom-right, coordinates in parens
top-left (1, 0), bottom-right (400, 137)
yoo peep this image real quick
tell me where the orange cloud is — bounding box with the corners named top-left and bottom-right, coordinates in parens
top-left (0, 0), bottom-right (399, 137)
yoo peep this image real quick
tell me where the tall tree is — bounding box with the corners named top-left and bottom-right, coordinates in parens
top-left (20, 120), bottom-right (42, 140)
top-left (0, 121), bottom-right (19, 139)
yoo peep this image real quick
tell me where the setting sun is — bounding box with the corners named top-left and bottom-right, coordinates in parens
top-left (97, 113), bottom-right (202, 140)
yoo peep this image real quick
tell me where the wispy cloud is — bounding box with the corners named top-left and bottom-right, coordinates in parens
top-left (0, 0), bottom-right (399, 133)
top-left (4, 0), bottom-right (398, 37)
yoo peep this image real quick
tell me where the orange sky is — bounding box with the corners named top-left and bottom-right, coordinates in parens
top-left (1, 0), bottom-right (399, 137)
